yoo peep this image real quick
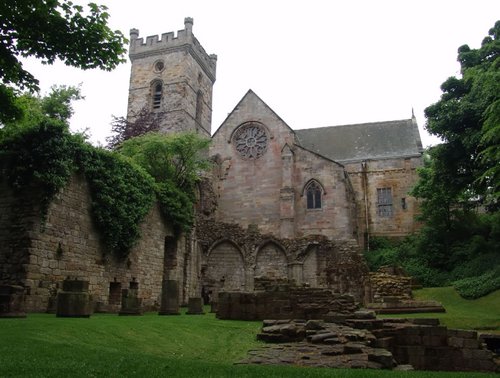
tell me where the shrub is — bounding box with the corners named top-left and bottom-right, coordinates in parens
top-left (453, 266), bottom-right (500, 299)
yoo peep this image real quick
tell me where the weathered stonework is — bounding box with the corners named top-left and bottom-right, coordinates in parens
top-left (195, 218), bottom-right (369, 303)
top-left (217, 288), bottom-right (359, 321)
top-left (240, 317), bottom-right (500, 373)
top-left (0, 175), bottom-right (185, 312)
top-left (0, 18), bottom-right (425, 315)
top-left (127, 18), bottom-right (217, 136)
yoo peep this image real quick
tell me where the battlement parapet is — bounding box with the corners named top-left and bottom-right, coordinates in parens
top-left (129, 17), bottom-right (217, 81)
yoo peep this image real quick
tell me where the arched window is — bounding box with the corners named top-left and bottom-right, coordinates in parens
top-left (305, 180), bottom-right (323, 209)
top-left (152, 81), bottom-right (162, 110)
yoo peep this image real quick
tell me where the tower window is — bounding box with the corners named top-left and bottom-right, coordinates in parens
top-left (154, 60), bottom-right (165, 72)
top-left (377, 188), bottom-right (393, 217)
top-left (152, 82), bottom-right (162, 110)
top-left (306, 180), bottom-right (323, 209)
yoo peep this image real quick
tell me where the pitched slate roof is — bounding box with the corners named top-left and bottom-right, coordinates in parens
top-left (295, 118), bottom-right (423, 163)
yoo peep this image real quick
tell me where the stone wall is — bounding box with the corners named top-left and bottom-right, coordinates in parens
top-left (243, 317), bottom-right (499, 373)
top-left (217, 287), bottom-right (359, 321)
top-left (0, 175), bottom-right (179, 312)
top-left (345, 156), bottom-right (422, 246)
top-left (210, 91), bottom-right (356, 241)
top-left (367, 271), bottom-right (413, 303)
top-left (372, 319), bottom-right (499, 372)
top-left (196, 217), bottom-right (369, 303)
top-left (127, 18), bottom-right (216, 136)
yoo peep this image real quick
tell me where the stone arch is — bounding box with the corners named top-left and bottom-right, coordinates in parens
top-left (303, 244), bottom-right (320, 287)
top-left (204, 240), bottom-right (245, 292)
top-left (254, 241), bottom-right (288, 280)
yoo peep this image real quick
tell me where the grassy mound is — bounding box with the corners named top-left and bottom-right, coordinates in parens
top-left (381, 287), bottom-right (500, 332)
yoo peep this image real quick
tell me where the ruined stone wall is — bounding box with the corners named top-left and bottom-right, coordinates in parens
top-left (0, 175), bottom-right (177, 312)
top-left (217, 289), bottom-right (359, 321)
top-left (0, 181), bottom-right (39, 288)
top-left (344, 156), bottom-right (422, 245)
top-left (367, 271), bottom-right (413, 303)
top-left (375, 320), bottom-right (499, 372)
top-left (196, 218), bottom-right (369, 303)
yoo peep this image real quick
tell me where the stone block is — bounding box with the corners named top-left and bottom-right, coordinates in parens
top-left (367, 348), bottom-right (395, 369)
top-left (448, 336), bottom-right (464, 348)
top-left (56, 289), bottom-right (92, 318)
top-left (186, 297), bottom-right (205, 315)
top-left (119, 288), bottom-right (142, 316)
top-left (159, 280), bottom-right (180, 315)
top-left (62, 279), bottom-right (89, 292)
top-left (0, 285), bottom-right (26, 318)
top-left (463, 338), bottom-right (479, 349)
top-left (422, 335), bottom-right (447, 347)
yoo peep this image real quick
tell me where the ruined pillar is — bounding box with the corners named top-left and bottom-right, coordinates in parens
top-left (159, 280), bottom-right (180, 315)
top-left (186, 297), bottom-right (204, 315)
top-left (288, 262), bottom-right (304, 286)
top-left (56, 279), bottom-right (92, 318)
top-left (0, 285), bottom-right (26, 318)
top-left (119, 281), bottom-right (142, 316)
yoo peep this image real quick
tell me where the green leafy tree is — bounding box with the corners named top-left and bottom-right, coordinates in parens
top-left (0, 85), bottom-right (83, 138)
top-left (402, 21), bottom-right (500, 294)
top-left (0, 87), bottom-right (156, 257)
top-left (424, 20), bottom-right (500, 206)
top-left (118, 132), bottom-right (211, 231)
top-left (0, 0), bottom-right (127, 123)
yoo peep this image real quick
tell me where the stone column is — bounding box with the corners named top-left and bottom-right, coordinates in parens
top-left (186, 297), bottom-right (205, 315)
top-left (288, 262), bottom-right (304, 286)
top-left (159, 280), bottom-right (180, 315)
top-left (280, 144), bottom-right (295, 238)
top-left (119, 281), bottom-right (142, 316)
top-left (0, 285), bottom-right (26, 318)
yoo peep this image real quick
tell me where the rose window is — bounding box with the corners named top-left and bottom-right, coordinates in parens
top-left (233, 123), bottom-right (268, 159)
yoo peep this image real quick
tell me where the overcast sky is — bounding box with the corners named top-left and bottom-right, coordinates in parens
top-left (22, 0), bottom-right (500, 147)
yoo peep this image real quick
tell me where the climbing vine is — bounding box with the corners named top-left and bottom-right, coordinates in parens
top-left (0, 122), bottom-right (204, 258)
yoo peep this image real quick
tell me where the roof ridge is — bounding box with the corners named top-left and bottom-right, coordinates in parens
top-left (295, 118), bottom-right (412, 132)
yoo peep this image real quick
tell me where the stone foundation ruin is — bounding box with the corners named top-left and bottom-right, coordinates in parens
top-left (240, 316), bottom-right (500, 372)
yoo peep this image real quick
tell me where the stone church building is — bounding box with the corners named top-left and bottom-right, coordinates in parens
top-left (128, 18), bottom-right (423, 243)
top-left (0, 18), bottom-right (423, 312)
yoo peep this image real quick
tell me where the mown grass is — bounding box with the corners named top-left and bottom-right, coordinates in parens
top-left (0, 291), bottom-right (498, 377)
top-left (380, 287), bottom-right (500, 332)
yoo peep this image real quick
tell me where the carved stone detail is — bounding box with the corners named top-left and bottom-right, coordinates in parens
top-left (233, 123), bottom-right (268, 159)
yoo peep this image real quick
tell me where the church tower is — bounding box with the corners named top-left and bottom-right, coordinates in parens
top-left (127, 18), bottom-right (217, 136)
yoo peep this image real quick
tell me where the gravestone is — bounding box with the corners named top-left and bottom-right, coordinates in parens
top-left (186, 297), bottom-right (205, 315)
top-left (159, 280), bottom-right (180, 315)
top-left (56, 279), bottom-right (92, 317)
top-left (0, 285), bottom-right (26, 318)
top-left (119, 281), bottom-right (142, 316)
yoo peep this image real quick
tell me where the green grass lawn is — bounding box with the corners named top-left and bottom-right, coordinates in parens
top-left (380, 287), bottom-right (500, 332)
top-left (0, 290), bottom-right (498, 377)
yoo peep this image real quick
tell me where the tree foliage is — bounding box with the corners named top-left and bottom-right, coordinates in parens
top-left (424, 20), bottom-right (500, 205)
top-left (0, 85), bottom-right (83, 137)
top-left (106, 107), bottom-right (161, 150)
top-left (388, 21), bottom-right (500, 296)
top-left (118, 132), bottom-right (212, 232)
top-left (0, 88), bottom-right (155, 258)
top-left (0, 0), bottom-right (127, 123)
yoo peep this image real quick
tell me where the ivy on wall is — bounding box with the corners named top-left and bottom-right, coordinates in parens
top-left (0, 122), bottom-right (202, 258)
